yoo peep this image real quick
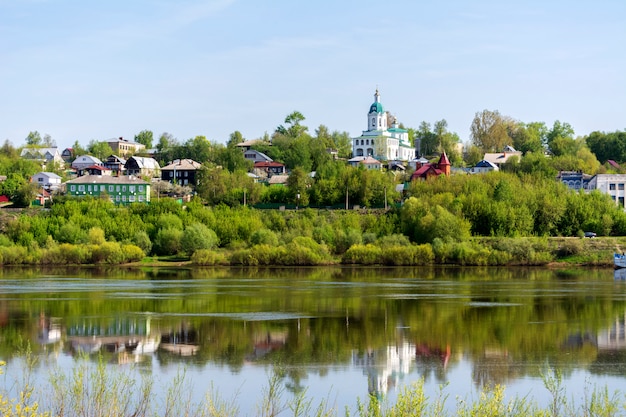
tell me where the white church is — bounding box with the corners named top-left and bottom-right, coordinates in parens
top-left (352, 89), bottom-right (415, 162)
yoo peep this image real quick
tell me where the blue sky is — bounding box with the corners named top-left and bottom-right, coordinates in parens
top-left (1, 0), bottom-right (624, 150)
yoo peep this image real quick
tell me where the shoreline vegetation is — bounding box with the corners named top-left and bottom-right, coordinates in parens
top-left (2, 354), bottom-right (624, 417)
top-left (0, 191), bottom-right (624, 268)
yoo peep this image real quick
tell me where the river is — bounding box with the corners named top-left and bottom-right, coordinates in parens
top-left (0, 266), bottom-right (625, 415)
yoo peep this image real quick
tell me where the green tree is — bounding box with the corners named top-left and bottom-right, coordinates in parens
top-left (25, 131), bottom-right (42, 146)
top-left (546, 121), bottom-right (576, 156)
top-left (286, 167), bottom-right (311, 207)
top-left (181, 223), bottom-right (219, 255)
top-left (227, 131), bottom-right (244, 147)
top-left (87, 140), bottom-right (114, 160)
top-left (134, 130), bottom-right (154, 149)
top-left (470, 110), bottom-right (513, 152)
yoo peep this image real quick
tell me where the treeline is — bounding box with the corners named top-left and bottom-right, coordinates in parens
top-left (0, 171), bottom-right (623, 266)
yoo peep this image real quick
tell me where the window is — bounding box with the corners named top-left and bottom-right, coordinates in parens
top-left (129, 186), bottom-right (135, 193)
top-left (610, 183), bottom-right (616, 190)
top-left (138, 196), bottom-right (144, 202)
top-left (138, 185), bottom-right (144, 192)
top-left (100, 185), bottom-right (106, 192)
top-left (70, 185), bottom-right (76, 192)
top-left (170, 171), bottom-right (173, 178)
top-left (129, 195), bottom-right (136, 202)
top-left (184, 171), bottom-right (188, 177)
top-left (108, 185), bottom-right (114, 192)
top-left (78, 185), bottom-right (85, 192)
top-left (87, 185), bottom-right (92, 192)
top-left (116, 186), bottom-right (120, 192)
top-left (37, 178), bottom-right (43, 182)
top-left (620, 197), bottom-right (625, 207)
top-left (620, 184), bottom-right (625, 190)
top-left (122, 186), bottom-right (127, 192)
top-left (122, 195), bottom-right (127, 202)
top-left (115, 195), bottom-right (120, 202)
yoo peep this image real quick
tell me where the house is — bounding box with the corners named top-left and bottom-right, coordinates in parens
top-left (30, 172), bottom-right (62, 190)
top-left (236, 139), bottom-right (265, 152)
top-left (71, 155), bottom-right (103, 171)
top-left (483, 147), bottom-right (522, 169)
top-left (106, 137), bottom-right (146, 156)
top-left (82, 165), bottom-right (112, 176)
top-left (469, 159), bottom-right (499, 174)
top-left (587, 174), bottom-right (626, 209)
top-left (103, 155), bottom-right (126, 176)
top-left (61, 148), bottom-right (74, 162)
top-left (557, 171), bottom-right (592, 191)
top-left (33, 188), bottom-right (52, 206)
top-left (267, 175), bottom-right (289, 185)
top-left (65, 175), bottom-right (150, 204)
top-left (411, 151), bottom-right (450, 181)
top-left (348, 156), bottom-right (382, 170)
top-left (20, 147), bottom-right (64, 167)
top-left (254, 161), bottom-right (285, 178)
top-left (161, 159), bottom-right (202, 186)
top-left (124, 156), bottom-right (160, 178)
top-left (352, 89), bottom-right (415, 162)
top-left (243, 149), bottom-right (273, 164)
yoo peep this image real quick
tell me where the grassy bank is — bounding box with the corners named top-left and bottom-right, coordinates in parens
top-left (2, 355), bottom-right (624, 417)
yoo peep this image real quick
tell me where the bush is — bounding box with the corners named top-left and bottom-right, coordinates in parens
top-left (191, 249), bottom-right (227, 266)
top-left (92, 242), bottom-right (125, 264)
top-left (121, 244), bottom-right (144, 262)
top-left (181, 223), bottom-right (219, 255)
top-left (342, 244), bottom-right (383, 265)
top-left (153, 227), bottom-right (183, 256)
top-left (250, 228), bottom-right (279, 246)
top-left (132, 231), bottom-right (152, 254)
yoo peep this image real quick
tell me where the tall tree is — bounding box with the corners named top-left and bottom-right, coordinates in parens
top-left (87, 140), bottom-right (114, 160)
top-left (276, 111), bottom-right (308, 138)
top-left (546, 121), bottom-right (576, 156)
top-left (25, 131), bottom-right (42, 146)
top-left (470, 110), bottom-right (513, 153)
top-left (134, 130), bottom-right (154, 148)
top-left (227, 131), bottom-right (245, 147)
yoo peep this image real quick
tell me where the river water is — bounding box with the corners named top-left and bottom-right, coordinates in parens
top-left (0, 266), bottom-right (625, 415)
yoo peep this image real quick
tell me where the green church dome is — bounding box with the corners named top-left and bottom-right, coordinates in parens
top-left (369, 102), bottom-right (384, 113)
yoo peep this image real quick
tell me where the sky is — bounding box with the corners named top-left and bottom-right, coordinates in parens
top-left (1, 0), bottom-right (625, 150)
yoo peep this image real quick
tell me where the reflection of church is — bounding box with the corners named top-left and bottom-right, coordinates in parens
top-left (352, 89), bottom-right (415, 162)
top-left (353, 342), bottom-right (414, 397)
top-left (597, 312), bottom-right (626, 350)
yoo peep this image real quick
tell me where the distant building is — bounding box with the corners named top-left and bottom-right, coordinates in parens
top-left (352, 89), bottom-right (415, 162)
top-left (243, 149), bottom-right (273, 164)
top-left (254, 161), bottom-right (285, 178)
top-left (161, 159), bottom-right (202, 186)
top-left (20, 147), bottom-right (64, 167)
top-left (103, 155), bottom-right (127, 176)
top-left (106, 137), bottom-right (146, 156)
top-left (71, 155), bottom-right (103, 171)
top-left (124, 156), bottom-right (160, 178)
top-left (65, 175), bottom-right (150, 204)
top-left (348, 156), bottom-right (382, 170)
top-left (61, 148), bottom-right (74, 162)
top-left (411, 151), bottom-right (450, 181)
top-left (469, 159), bottom-right (499, 174)
top-left (482, 146), bottom-right (522, 169)
top-left (30, 172), bottom-right (62, 190)
top-left (557, 171), bottom-right (592, 191)
top-left (588, 174), bottom-right (626, 209)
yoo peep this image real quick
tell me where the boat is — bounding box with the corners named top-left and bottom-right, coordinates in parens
top-left (614, 253), bottom-right (626, 269)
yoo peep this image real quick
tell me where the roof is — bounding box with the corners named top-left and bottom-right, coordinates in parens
top-left (20, 147), bottom-right (60, 159)
top-left (438, 151), bottom-right (450, 166)
top-left (127, 156), bottom-right (160, 170)
top-left (65, 175), bottom-right (149, 185)
top-left (33, 172), bottom-right (62, 179)
top-left (483, 151), bottom-right (522, 165)
top-left (161, 159), bottom-right (202, 171)
top-left (267, 175), bottom-right (289, 185)
top-left (255, 161), bottom-right (284, 168)
top-left (236, 139), bottom-right (265, 148)
top-left (474, 160), bottom-right (498, 169)
top-left (85, 165), bottom-right (111, 171)
top-left (369, 102), bottom-right (384, 113)
top-left (72, 155), bottom-right (103, 165)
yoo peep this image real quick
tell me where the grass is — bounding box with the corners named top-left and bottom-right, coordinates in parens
top-left (2, 352), bottom-right (626, 417)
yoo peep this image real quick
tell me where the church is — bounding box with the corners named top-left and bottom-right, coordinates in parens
top-left (352, 89), bottom-right (415, 162)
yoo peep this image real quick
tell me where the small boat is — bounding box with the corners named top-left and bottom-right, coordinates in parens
top-left (614, 253), bottom-right (626, 269)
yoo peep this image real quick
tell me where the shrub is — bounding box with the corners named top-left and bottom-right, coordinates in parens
top-left (92, 242), bottom-right (125, 264)
top-left (342, 244), bottom-right (382, 265)
top-left (132, 231), bottom-right (152, 255)
top-left (88, 227), bottom-right (106, 245)
top-left (0, 245), bottom-right (29, 265)
top-left (181, 223), bottom-right (219, 255)
top-left (121, 244), bottom-right (144, 262)
top-left (153, 227), bottom-right (183, 256)
top-left (250, 228), bottom-right (279, 246)
top-left (191, 249), bottom-right (227, 266)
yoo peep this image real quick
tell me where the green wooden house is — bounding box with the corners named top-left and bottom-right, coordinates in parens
top-left (65, 175), bottom-right (150, 204)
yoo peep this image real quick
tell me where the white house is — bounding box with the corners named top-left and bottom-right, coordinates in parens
top-left (352, 89), bottom-right (415, 162)
top-left (348, 156), bottom-right (382, 170)
top-left (20, 147), bottom-right (64, 166)
top-left (31, 172), bottom-right (62, 190)
top-left (71, 155), bottom-right (103, 171)
top-left (469, 159), bottom-right (499, 174)
top-left (588, 174), bottom-right (626, 209)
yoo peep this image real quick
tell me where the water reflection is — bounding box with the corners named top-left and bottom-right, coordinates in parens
top-left (1, 266), bottom-right (625, 410)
